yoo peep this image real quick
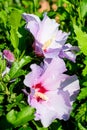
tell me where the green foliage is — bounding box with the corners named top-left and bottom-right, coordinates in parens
top-left (9, 10), bottom-right (22, 49)
top-left (78, 122), bottom-right (87, 130)
top-left (9, 56), bottom-right (32, 79)
top-left (9, 10), bottom-right (21, 30)
top-left (80, 0), bottom-right (87, 18)
top-left (78, 87), bottom-right (87, 100)
top-left (75, 102), bottom-right (87, 123)
top-left (0, 0), bottom-right (87, 130)
top-left (0, 10), bottom-right (7, 27)
top-left (82, 57), bottom-right (87, 76)
top-left (74, 25), bottom-right (87, 55)
top-left (6, 106), bottom-right (35, 127)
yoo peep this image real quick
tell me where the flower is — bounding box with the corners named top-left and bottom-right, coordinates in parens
top-left (3, 49), bottom-right (15, 62)
top-left (22, 13), bottom-right (78, 62)
top-left (24, 57), bottom-right (80, 127)
top-left (1, 50), bottom-right (15, 76)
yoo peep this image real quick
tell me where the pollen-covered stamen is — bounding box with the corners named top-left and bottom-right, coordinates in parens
top-left (35, 92), bottom-right (48, 101)
top-left (33, 83), bottom-right (48, 101)
top-left (42, 35), bottom-right (56, 51)
top-left (42, 39), bottom-right (52, 51)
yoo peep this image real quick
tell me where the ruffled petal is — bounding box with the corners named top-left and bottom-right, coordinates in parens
top-left (38, 58), bottom-right (67, 90)
top-left (59, 44), bottom-right (79, 62)
top-left (56, 30), bottom-right (70, 45)
top-left (46, 90), bottom-right (71, 120)
top-left (37, 15), bottom-right (59, 44)
top-left (24, 64), bottom-right (43, 87)
top-left (30, 90), bottom-right (72, 127)
top-left (61, 75), bottom-right (80, 104)
top-left (22, 13), bottom-right (40, 37)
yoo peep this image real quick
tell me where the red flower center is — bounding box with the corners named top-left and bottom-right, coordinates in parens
top-left (32, 83), bottom-right (48, 102)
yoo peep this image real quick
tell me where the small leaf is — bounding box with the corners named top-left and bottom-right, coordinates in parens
top-left (9, 56), bottom-right (32, 79)
top-left (10, 28), bottom-right (19, 49)
top-left (9, 10), bottom-right (22, 49)
top-left (75, 103), bottom-right (87, 122)
top-left (9, 10), bottom-right (21, 30)
top-left (82, 58), bottom-right (87, 76)
top-left (6, 106), bottom-right (35, 127)
top-left (78, 123), bottom-right (87, 130)
top-left (0, 10), bottom-right (7, 27)
top-left (77, 87), bottom-right (87, 100)
top-left (74, 25), bottom-right (87, 55)
top-left (18, 126), bottom-right (33, 130)
top-left (80, 0), bottom-right (87, 18)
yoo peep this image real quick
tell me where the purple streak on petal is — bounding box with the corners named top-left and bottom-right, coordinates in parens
top-left (59, 44), bottom-right (79, 62)
top-left (61, 75), bottom-right (80, 104)
top-left (46, 90), bottom-right (72, 120)
top-left (59, 50), bottom-right (76, 62)
top-left (22, 13), bottom-right (40, 23)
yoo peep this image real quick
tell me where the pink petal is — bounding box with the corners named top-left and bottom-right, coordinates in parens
top-left (24, 64), bottom-right (43, 87)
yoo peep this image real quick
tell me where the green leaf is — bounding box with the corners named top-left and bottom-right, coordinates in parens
top-left (77, 87), bottom-right (87, 100)
top-left (16, 94), bottom-right (23, 103)
top-left (0, 95), bottom-right (4, 103)
top-left (80, 0), bottom-right (87, 18)
top-left (6, 106), bottom-right (35, 127)
top-left (78, 123), bottom-right (87, 130)
top-left (33, 0), bottom-right (39, 11)
top-left (9, 10), bottom-right (22, 49)
top-left (32, 121), bottom-right (48, 130)
top-left (10, 69), bottom-right (26, 79)
top-left (75, 103), bottom-right (87, 122)
top-left (82, 58), bottom-right (87, 76)
top-left (10, 28), bottom-right (19, 49)
top-left (9, 56), bottom-right (32, 79)
top-left (74, 25), bottom-right (87, 55)
top-left (18, 126), bottom-right (33, 130)
top-left (9, 10), bottom-right (21, 30)
top-left (0, 10), bottom-right (7, 27)
top-left (49, 120), bottom-right (63, 130)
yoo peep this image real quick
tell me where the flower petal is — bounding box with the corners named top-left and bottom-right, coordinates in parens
top-left (59, 44), bottom-right (79, 62)
top-left (61, 75), bottom-right (80, 104)
top-left (24, 64), bottom-right (43, 87)
top-left (36, 15), bottom-right (59, 44)
top-left (22, 13), bottom-right (40, 37)
top-left (31, 90), bottom-right (72, 127)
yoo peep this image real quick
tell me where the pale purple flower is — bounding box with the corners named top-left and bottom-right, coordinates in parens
top-left (24, 58), bottom-right (80, 127)
top-left (22, 13), bottom-right (78, 62)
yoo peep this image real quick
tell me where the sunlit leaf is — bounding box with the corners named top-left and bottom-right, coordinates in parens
top-left (6, 106), bottom-right (35, 127)
top-left (77, 87), bottom-right (87, 100)
top-left (9, 56), bottom-right (32, 79)
top-left (74, 25), bottom-right (87, 55)
top-left (80, 0), bottom-right (87, 18)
